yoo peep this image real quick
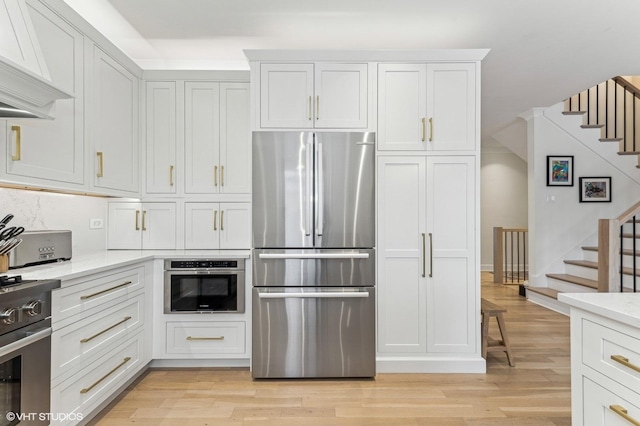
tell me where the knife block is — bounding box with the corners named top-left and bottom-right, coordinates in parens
top-left (0, 255), bottom-right (7, 273)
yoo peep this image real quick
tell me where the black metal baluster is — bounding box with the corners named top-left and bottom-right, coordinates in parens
top-left (621, 224), bottom-right (624, 292)
top-left (517, 231), bottom-right (521, 283)
top-left (635, 216), bottom-right (638, 292)
top-left (596, 83), bottom-right (599, 126)
top-left (606, 80), bottom-right (609, 138)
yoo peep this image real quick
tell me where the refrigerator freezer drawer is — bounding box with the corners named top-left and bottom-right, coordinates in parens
top-left (252, 249), bottom-right (375, 287)
top-left (252, 287), bottom-right (375, 378)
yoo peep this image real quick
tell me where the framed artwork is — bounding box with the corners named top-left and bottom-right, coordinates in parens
top-left (579, 177), bottom-right (611, 202)
top-left (547, 155), bottom-right (574, 186)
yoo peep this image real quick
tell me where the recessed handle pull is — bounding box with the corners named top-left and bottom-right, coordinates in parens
top-left (221, 165), bottom-right (224, 187)
top-left (135, 210), bottom-right (140, 231)
top-left (11, 126), bottom-right (21, 161)
top-left (213, 210), bottom-right (217, 231)
top-left (221, 210), bottom-right (224, 231)
top-left (316, 95), bottom-right (320, 120)
top-left (421, 233), bottom-right (426, 277)
top-left (421, 118), bottom-right (426, 142)
top-left (611, 354), bottom-right (640, 373)
top-left (308, 96), bottom-right (312, 120)
top-left (142, 210), bottom-right (147, 231)
top-left (80, 281), bottom-right (133, 300)
top-left (80, 357), bottom-right (131, 394)
top-left (96, 152), bottom-right (104, 177)
top-left (214, 165), bottom-right (218, 186)
top-left (429, 117), bottom-right (434, 142)
top-left (609, 405), bottom-right (640, 426)
top-left (429, 232), bottom-right (433, 277)
top-left (187, 336), bottom-right (224, 341)
top-left (80, 316), bottom-right (132, 343)
top-left (169, 165), bottom-right (174, 186)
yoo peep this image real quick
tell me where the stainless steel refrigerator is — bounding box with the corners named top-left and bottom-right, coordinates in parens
top-left (251, 131), bottom-right (375, 378)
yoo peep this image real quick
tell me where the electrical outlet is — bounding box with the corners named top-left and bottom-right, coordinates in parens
top-left (90, 218), bottom-right (104, 229)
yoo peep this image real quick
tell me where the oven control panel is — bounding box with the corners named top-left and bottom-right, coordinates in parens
top-left (165, 259), bottom-right (244, 270)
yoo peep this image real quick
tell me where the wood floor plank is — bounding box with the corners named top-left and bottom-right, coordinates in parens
top-left (88, 272), bottom-right (572, 425)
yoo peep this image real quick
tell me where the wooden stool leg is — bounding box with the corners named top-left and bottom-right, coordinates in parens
top-left (481, 311), bottom-right (489, 359)
top-left (496, 312), bottom-right (515, 367)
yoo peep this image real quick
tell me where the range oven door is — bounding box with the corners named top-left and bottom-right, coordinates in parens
top-left (0, 322), bottom-right (51, 426)
top-left (252, 287), bottom-right (375, 378)
top-left (164, 270), bottom-right (245, 313)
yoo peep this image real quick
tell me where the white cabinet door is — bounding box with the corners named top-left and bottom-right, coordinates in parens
top-left (184, 202), bottom-right (219, 249)
top-left (219, 203), bottom-right (251, 249)
top-left (260, 63), bottom-right (314, 129)
top-left (185, 82), bottom-right (220, 194)
top-left (426, 156), bottom-right (476, 353)
top-left (426, 63), bottom-right (477, 151)
top-left (219, 83), bottom-right (250, 194)
top-left (4, 0), bottom-right (84, 186)
top-left (377, 64), bottom-right (427, 151)
top-left (378, 63), bottom-right (477, 152)
top-left (91, 47), bottom-right (139, 194)
top-left (377, 156), bottom-right (427, 353)
top-left (146, 81), bottom-right (177, 194)
top-left (108, 202), bottom-right (176, 249)
top-left (314, 63), bottom-right (367, 129)
top-left (185, 202), bottom-right (250, 249)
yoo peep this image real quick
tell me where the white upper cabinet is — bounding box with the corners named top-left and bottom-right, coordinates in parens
top-left (185, 81), bottom-right (250, 194)
top-left (2, 0), bottom-right (84, 187)
top-left (378, 63), bottom-right (476, 151)
top-left (184, 202), bottom-right (251, 249)
top-left (90, 47), bottom-right (139, 195)
top-left (108, 202), bottom-right (176, 250)
top-left (146, 81), bottom-right (177, 194)
top-left (259, 62), bottom-right (368, 129)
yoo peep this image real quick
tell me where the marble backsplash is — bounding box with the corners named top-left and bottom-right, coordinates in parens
top-left (0, 187), bottom-right (108, 254)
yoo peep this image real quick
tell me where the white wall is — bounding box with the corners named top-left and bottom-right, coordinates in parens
top-left (525, 106), bottom-right (640, 286)
top-left (0, 188), bottom-right (108, 255)
top-left (480, 149), bottom-right (528, 270)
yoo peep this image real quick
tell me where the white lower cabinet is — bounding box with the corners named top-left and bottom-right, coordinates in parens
top-left (376, 155), bottom-right (480, 371)
top-left (50, 263), bottom-right (151, 425)
top-left (107, 202), bottom-right (177, 249)
top-left (166, 321), bottom-right (246, 355)
top-left (184, 202), bottom-right (251, 249)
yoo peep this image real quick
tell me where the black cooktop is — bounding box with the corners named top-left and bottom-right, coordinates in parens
top-left (0, 275), bottom-right (35, 288)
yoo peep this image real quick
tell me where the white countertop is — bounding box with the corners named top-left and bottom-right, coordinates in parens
top-left (558, 292), bottom-right (640, 329)
top-left (9, 250), bottom-right (251, 282)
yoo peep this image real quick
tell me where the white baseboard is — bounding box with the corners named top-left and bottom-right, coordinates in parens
top-left (150, 358), bottom-right (250, 368)
top-left (376, 356), bottom-right (486, 373)
top-left (526, 292), bottom-right (569, 316)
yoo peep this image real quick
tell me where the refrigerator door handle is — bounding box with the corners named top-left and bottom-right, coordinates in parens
top-left (305, 136), bottom-right (313, 237)
top-left (316, 140), bottom-right (324, 237)
top-left (258, 292), bottom-right (370, 299)
top-left (258, 253), bottom-right (369, 259)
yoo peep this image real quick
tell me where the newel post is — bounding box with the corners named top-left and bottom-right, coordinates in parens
top-left (597, 219), bottom-right (618, 292)
top-left (493, 227), bottom-right (504, 284)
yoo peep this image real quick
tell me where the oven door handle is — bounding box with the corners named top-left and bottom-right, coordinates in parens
top-left (258, 291), bottom-right (370, 299)
top-left (0, 327), bottom-right (51, 358)
top-left (258, 253), bottom-right (369, 260)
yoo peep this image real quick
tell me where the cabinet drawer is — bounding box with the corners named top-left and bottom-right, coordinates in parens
top-left (51, 331), bottom-right (145, 425)
top-left (583, 318), bottom-right (640, 391)
top-left (52, 294), bottom-right (144, 381)
top-left (53, 266), bottom-right (144, 324)
top-left (583, 376), bottom-right (640, 426)
top-left (166, 321), bottom-right (245, 354)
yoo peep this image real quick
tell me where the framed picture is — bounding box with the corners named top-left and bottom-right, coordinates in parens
top-left (579, 177), bottom-right (611, 202)
top-left (547, 155), bottom-right (574, 186)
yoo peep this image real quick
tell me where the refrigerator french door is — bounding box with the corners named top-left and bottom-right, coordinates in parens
top-left (251, 131), bottom-right (376, 378)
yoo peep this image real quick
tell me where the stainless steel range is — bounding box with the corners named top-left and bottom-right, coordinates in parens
top-left (0, 275), bottom-right (60, 425)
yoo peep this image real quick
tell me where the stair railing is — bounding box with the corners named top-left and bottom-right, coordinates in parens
top-left (565, 76), bottom-right (640, 156)
top-left (493, 227), bottom-right (528, 284)
top-left (598, 201), bottom-right (640, 292)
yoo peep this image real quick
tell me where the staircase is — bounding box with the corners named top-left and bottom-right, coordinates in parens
top-left (526, 76), bottom-right (640, 314)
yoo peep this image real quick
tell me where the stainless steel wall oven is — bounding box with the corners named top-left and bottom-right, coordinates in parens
top-left (164, 259), bottom-right (245, 313)
top-left (0, 276), bottom-right (60, 426)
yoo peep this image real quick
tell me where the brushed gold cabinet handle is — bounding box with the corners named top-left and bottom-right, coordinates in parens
top-left (421, 233), bottom-right (426, 277)
top-left (221, 210), bottom-right (224, 231)
top-left (80, 281), bottom-right (133, 300)
top-left (221, 165), bottom-right (224, 187)
top-left (135, 210), bottom-right (140, 231)
top-left (80, 316), bottom-right (132, 343)
top-left (187, 336), bottom-right (224, 341)
top-left (421, 118), bottom-right (426, 142)
top-left (213, 210), bottom-right (217, 231)
top-left (11, 126), bottom-right (21, 161)
top-left (80, 357), bottom-right (131, 394)
top-left (316, 95), bottom-right (320, 120)
top-left (611, 354), bottom-right (640, 373)
top-left (96, 152), bottom-right (104, 177)
top-left (429, 117), bottom-right (434, 142)
top-left (142, 210), bottom-right (147, 231)
top-left (214, 165), bottom-right (218, 186)
top-left (308, 96), bottom-right (312, 120)
top-left (429, 232), bottom-right (433, 277)
top-left (609, 405), bottom-right (640, 426)
top-left (169, 165), bottom-right (174, 186)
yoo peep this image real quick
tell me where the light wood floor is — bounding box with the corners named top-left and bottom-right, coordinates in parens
top-left (89, 273), bottom-right (571, 425)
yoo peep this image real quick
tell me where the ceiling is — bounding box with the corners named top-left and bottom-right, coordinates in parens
top-left (61, 0), bottom-right (640, 143)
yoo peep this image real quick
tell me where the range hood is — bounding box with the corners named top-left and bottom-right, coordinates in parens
top-left (0, 0), bottom-right (73, 119)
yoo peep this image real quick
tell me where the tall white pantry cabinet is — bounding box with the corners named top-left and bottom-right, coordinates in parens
top-left (247, 50), bottom-right (488, 373)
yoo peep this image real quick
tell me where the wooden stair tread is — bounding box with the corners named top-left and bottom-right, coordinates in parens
top-left (562, 111), bottom-right (585, 115)
top-left (546, 273), bottom-right (598, 289)
top-left (564, 259), bottom-right (597, 269)
top-left (599, 138), bottom-right (623, 142)
top-left (617, 151), bottom-right (640, 155)
top-left (619, 248), bottom-right (640, 258)
top-left (621, 233), bottom-right (640, 239)
top-left (526, 287), bottom-right (560, 299)
top-left (581, 124), bottom-right (604, 129)
top-left (581, 246), bottom-right (598, 252)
